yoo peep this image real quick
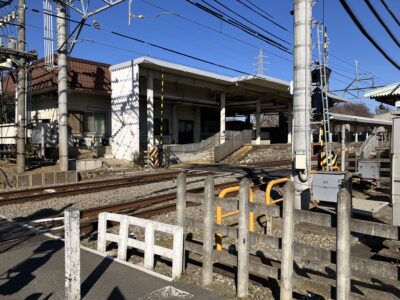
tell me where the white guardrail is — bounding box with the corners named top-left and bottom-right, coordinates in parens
top-left (97, 212), bottom-right (184, 280)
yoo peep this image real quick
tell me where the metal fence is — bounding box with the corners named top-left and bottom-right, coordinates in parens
top-left (213, 130), bottom-right (252, 162)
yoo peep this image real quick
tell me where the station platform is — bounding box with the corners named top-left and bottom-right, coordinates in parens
top-left (0, 218), bottom-right (222, 299)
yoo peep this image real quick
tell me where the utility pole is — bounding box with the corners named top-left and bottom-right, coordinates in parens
top-left (57, 1), bottom-right (68, 171)
top-left (292, 0), bottom-right (312, 209)
top-left (16, 0), bottom-right (26, 174)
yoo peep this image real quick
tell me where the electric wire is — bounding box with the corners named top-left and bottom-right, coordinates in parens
top-left (140, 0), bottom-right (292, 62)
top-left (211, 0), bottom-right (290, 44)
top-left (185, 0), bottom-right (291, 53)
top-left (364, 0), bottom-right (400, 48)
top-left (199, 0), bottom-right (289, 49)
top-left (339, 0), bottom-right (400, 70)
top-left (242, 0), bottom-right (273, 19)
top-left (379, 0), bottom-right (400, 27)
top-left (29, 4), bottom-right (387, 90)
top-left (235, 0), bottom-right (289, 32)
top-left (24, 17), bottom-right (275, 79)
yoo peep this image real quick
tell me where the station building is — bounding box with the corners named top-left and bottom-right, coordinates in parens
top-left (109, 56), bottom-right (350, 161)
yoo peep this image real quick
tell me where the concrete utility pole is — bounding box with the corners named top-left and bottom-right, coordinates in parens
top-left (57, 2), bottom-right (68, 171)
top-left (292, 0), bottom-right (312, 209)
top-left (16, 0), bottom-right (26, 174)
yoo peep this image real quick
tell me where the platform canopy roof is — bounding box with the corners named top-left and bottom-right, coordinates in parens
top-left (329, 112), bottom-right (392, 126)
top-left (111, 56), bottom-right (348, 114)
top-left (364, 82), bottom-right (400, 106)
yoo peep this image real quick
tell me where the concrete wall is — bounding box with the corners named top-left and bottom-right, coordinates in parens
top-left (9, 170), bottom-right (78, 188)
top-left (111, 62), bottom-right (140, 161)
top-left (239, 144), bottom-right (292, 164)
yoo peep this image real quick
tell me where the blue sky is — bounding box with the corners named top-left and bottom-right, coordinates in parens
top-left (24, 0), bottom-right (399, 110)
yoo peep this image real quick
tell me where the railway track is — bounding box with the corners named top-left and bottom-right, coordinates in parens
top-left (31, 180), bottom-right (242, 234)
top-left (0, 169), bottom-right (212, 206)
top-left (0, 160), bottom-right (290, 207)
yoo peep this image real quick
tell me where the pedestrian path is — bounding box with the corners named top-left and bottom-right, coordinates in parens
top-left (0, 218), bottom-right (222, 299)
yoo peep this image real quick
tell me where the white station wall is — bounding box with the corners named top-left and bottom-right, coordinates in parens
top-left (111, 63), bottom-right (140, 161)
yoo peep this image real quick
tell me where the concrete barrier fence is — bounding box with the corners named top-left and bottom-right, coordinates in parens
top-left (97, 212), bottom-right (184, 280)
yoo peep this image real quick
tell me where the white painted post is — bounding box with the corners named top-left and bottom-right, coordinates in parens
top-left (172, 226), bottom-right (184, 280)
top-left (97, 212), bottom-right (107, 253)
top-left (341, 124), bottom-right (346, 172)
top-left (220, 93), bottom-right (226, 145)
top-left (237, 179), bottom-right (250, 298)
top-left (176, 172), bottom-right (187, 271)
top-left (144, 222), bottom-right (155, 270)
top-left (256, 99), bottom-right (261, 145)
top-left (64, 208), bottom-right (80, 300)
top-left (280, 181), bottom-right (295, 300)
top-left (287, 104), bottom-right (293, 144)
top-left (147, 70), bottom-right (154, 150)
top-left (202, 175), bottom-right (215, 286)
top-left (117, 215), bottom-right (129, 261)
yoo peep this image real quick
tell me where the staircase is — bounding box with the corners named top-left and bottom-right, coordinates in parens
top-left (356, 126), bottom-right (387, 160)
top-left (165, 130), bottom-right (252, 165)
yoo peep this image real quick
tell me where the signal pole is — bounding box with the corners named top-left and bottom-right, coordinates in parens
top-left (16, 0), bottom-right (26, 174)
top-left (292, 0), bottom-right (312, 209)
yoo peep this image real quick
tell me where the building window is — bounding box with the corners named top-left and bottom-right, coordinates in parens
top-left (85, 112), bottom-right (106, 134)
top-left (154, 118), bottom-right (169, 135)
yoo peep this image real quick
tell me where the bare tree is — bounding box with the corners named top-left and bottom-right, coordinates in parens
top-left (330, 102), bottom-right (372, 117)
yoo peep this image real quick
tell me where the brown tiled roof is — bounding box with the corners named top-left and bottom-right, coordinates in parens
top-left (3, 56), bottom-right (111, 95)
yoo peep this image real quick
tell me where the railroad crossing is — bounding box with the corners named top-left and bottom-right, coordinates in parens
top-left (0, 0), bottom-right (398, 299)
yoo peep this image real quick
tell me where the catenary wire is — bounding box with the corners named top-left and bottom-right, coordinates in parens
top-left (211, 0), bottom-right (290, 44)
top-left (235, 0), bottom-right (289, 32)
top-left (364, 0), bottom-right (400, 48)
top-left (379, 0), bottom-right (400, 27)
top-left (339, 0), bottom-right (400, 70)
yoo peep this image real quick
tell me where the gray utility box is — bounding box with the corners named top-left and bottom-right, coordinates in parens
top-left (312, 171), bottom-right (345, 203)
top-left (358, 160), bottom-right (380, 180)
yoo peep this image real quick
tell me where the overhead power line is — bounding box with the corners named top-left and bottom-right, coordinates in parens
top-left (242, 0), bottom-right (273, 19)
top-left (198, 0), bottom-right (289, 49)
top-left (141, 0), bottom-right (292, 63)
top-left (339, 0), bottom-right (400, 70)
top-left (235, 0), bottom-right (289, 32)
top-left (379, 0), bottom-right (400, 27)
top-left (209, 0), bottom-right (289, 44)
top-left (185, 0), bottom-right (291, 53)
top-left (28, 7), bottom-right (277, 79)
top-left (364, 0), bottom-right (400, 48)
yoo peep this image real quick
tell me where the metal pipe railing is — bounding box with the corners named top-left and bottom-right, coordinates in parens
top-left (265, 178), bottom-right (289, 205)
top-left (215, 185), bottom-right (254, 251)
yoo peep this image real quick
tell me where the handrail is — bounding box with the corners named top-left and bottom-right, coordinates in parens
top-left (213, 129), bottom-right (252, 162)
top-left (265, 178), bottom-right (289, 205)
top-left (216, 185), bottom-right (254, 252)
top-left (165, 131), bottom-right (238, 153)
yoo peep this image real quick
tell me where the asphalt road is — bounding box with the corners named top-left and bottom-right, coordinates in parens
top-left (0, 218), bottom-right (223, 300)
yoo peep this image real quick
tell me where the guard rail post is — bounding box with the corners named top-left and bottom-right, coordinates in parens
top-left (237, 178), bottom-right (250, 298)
top-left (280, 181), bottom-right (295, 300)
top-left (64, 208), bottom-right (80, 300)
top-left (202, 175), bottom-right (214, 286)
top-left (336, 173), bottom-right (352, 299)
